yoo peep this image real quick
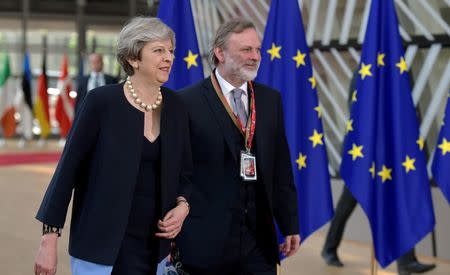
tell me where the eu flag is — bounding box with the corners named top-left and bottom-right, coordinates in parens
top-left (157, 0), bottom-right (204, 90)
top-left (340, 0), bottom-right (435, 267)
top-left (432, 92), bottom-right (450, 205)
top-left (256, 0), bottom-right (334, 244)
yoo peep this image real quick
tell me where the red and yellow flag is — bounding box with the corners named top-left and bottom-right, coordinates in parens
top-left (33, 52), bottom-right (50, 138)
top-left (55, 55), bottom-right (74, 138)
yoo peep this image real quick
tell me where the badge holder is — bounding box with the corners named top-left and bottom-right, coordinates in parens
top-left (240, 150), bottom-right (257, 181)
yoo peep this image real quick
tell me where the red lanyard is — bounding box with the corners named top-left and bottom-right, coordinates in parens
top-left (242, 82), bottom-right (256, 151)
top-left (211, 73), bottom-right (256, 152)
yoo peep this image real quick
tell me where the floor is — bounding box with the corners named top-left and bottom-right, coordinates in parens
top-left (1, 139), bottom-right (449, 275)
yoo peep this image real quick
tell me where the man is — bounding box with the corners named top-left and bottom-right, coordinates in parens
top-left (177, 18), bottom-right (300, 275)
top-left (75, 53), bottom-right (116, 112)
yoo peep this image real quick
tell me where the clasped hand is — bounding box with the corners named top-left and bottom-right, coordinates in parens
top-left (155, 202), bottom-right (189, 239)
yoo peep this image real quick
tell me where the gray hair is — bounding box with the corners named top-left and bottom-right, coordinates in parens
top-left (117, 16), bottom-right (175, 76)
top-left (209, 18), bottom-right (256, 66)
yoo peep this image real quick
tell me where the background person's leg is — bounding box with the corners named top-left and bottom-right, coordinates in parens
top-left (322, 185), bottom-right (358, 267)
top-left (397, 248), bottom-right (436, 275)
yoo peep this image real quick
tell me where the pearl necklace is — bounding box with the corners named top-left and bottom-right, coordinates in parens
top-left (126, 76), bottom-right (163, 112)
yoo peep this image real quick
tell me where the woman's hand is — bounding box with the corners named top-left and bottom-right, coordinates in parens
top-left (34, 233), bottom-right (58, 275)
top-left (155, 201), bottom-right (189, 239)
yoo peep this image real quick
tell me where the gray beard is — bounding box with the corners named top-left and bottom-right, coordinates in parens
top-left (239, 67), bottom-right (259, 81)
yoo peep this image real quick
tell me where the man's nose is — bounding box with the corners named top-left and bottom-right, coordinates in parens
top-left (251, 49), bottom-right (261, 60)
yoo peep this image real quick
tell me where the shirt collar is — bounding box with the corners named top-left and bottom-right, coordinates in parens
top-left (215, 69), bottom-right (248, 97)
top-left (90, 71), bottom-right (104, 78)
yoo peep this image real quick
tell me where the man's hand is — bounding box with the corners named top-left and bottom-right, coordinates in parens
top-left (279, 234), bottom-right (300, 257)
top-left (34, 233), bottom-right (58, 275)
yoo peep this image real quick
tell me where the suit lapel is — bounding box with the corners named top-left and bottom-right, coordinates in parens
top-left (202, 78), bottom-right (239, 162)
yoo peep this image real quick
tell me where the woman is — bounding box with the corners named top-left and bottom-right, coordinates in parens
top-left (34, 17), bottom-right (192, 275)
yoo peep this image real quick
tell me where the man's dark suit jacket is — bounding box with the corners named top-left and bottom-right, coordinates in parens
top-left (75, 74), bottom-right (117, 113)
top-left (36, 83), bottom-right (192, 265)
top-left (177, 76), bottom-right (299, 268)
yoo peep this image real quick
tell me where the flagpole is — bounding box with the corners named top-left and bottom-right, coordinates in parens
top-left (371, 245), bottom-right (378, 275)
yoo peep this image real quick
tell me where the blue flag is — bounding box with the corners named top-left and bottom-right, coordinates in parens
top-left (22, 52), bottom-right (33, 110)
top-left (157, 0), bottom-right (204, 90)
top-left (256, 0), bottom-right (334, 244)
top-left (432, 92), bottom-right (450, 205)
top-left (340, 0), bottom-right (435, 267)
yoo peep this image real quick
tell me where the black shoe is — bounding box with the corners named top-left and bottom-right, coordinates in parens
top-left (398, 261), bottom-right (436, 274)
top-left (321, 249), bottom-right (344, 267)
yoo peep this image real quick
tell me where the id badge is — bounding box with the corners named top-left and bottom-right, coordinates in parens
top-left (240, 150), bottom-right (257, 181)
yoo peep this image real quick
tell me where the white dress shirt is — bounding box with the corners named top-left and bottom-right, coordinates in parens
top-left (87, 72), bottom-right (106, 92)
top-left (215, 69), bottom-right (249, 113)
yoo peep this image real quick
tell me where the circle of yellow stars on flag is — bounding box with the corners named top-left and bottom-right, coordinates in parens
top-left (345, 53), bottom-right (425, 185)
top-left (364, 154), bottom-right (418, 184)
top-left (265, 42), bottom-right (317, 90)
top-left (264, 41), bottom-right (325, 176)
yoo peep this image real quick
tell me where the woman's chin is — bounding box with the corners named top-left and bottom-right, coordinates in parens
top-left (156, 75), bottom-right (170, 85)
top-left (157, 79), bottom-right (168, 86)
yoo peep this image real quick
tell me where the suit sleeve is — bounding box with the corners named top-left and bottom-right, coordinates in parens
top-left (36, 91), bottom-right (100, 228)
top-left (272, 93), bottom-right (300, 236)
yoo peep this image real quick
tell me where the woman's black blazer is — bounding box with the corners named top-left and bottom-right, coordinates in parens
top-left (36, 83), bottom-right (193, 265)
